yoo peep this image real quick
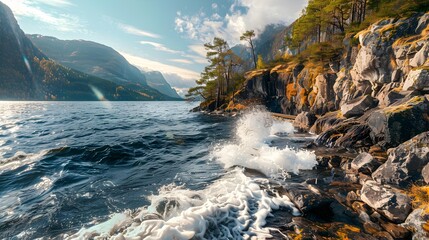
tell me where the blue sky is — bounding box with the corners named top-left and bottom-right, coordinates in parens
top-left (2, 0), bottom-right (307, 92)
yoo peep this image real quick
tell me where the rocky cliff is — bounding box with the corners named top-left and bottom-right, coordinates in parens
top-left (234, 13), bottom-right (429, 149)
top-left (227, 13), bottom-right (429, 239)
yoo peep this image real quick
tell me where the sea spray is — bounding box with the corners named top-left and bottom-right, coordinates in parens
top-left (66, 108), bottom-right (317, 239)
top-left (213, 109), bottom-right (317, 178)
top-left (66, 169), bottom-right (299, 239)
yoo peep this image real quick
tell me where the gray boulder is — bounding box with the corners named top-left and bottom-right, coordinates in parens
top-left (401, 208), bottom-right (429, 239)
top-left (351, 153), bottom-right (381, 175)
top-left (360, 180), bottom-right (412, 223)
top-left (409, 43), bottom-right (429, 67)
top-left (341, 95), bottom-right (378, 118)
top-left (284, 183), bottom-right (333, 213)
top-left (402, 69), bottom-right (429, 91)
top-left (367, 96), bottom-right (429, 148)
top-left (372, 131), bottom-right (429, 187)
top-left (293, 112), bottom-right (317, 132)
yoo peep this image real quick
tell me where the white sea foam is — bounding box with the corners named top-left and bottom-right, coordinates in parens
top-left (67, 109), bottom-right (316, 239)
top-left (66, 169), bottom-right (299, 240)
top-left (0, 150), bottom-right (48, 173)
top-left (213, 109), bottom-right (317, 178)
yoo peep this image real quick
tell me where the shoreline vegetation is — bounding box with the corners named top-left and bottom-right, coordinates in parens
top-left (188, 0), bottom-right (429, 238)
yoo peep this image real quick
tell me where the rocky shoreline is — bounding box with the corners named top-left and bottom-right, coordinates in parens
top-left (195, 12), bottom-right (429, 239)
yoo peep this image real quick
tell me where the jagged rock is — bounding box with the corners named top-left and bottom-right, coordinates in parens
top-left (311, 73), bottom-right (337, 115)
top-left (284, 183), bottom-right (332, 213)
top-left (360, 180), bottom-right (412, 223)
top-left (402, 69), bottom-right (429, 91)
top-left (333, 71), bottom-right (354, 107)
top-left (401, 208), bottom-right (429, 240)
top-left (410, 43), bottom-right (429, 67)
top-left (315, 120), bottom-right (373, 148)
top-left (341, 95), bottom-right (378, 118)
top-left (372, 131), bottom-right (429, 187)
top-left (373, 232), bottom-right (394, 240)
top-left (422, 163), bottom-right (429, 184)
top-left (367, 96), bottom-right (429, 148)
top-left (351, 153), bottom-right (381, 175)
top-left (310, 111), bottom-right (344, 134)
top-left (379, 221), bottom-right (411, 239)
top-left (376, 83), bottom-right (403, 107)
top-left (293, 112), bottom-right (317, 132)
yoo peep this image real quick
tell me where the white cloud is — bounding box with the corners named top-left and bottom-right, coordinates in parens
top-left (2, 0), bottom-right (82, 32)
top-left (120, 52), bottom-right (200, 85)
top-left (211, 3), bottom-right (218, 9)
top-left (188, 45), bottom-right (207, 58)
top-left (118, 23), bottom-right (161, 39)
top-left (175, 0), bottom-right (307, 44)
top-left (33, 0), bottom-right (74, 7)
top-left (140, 41), bottom-right (181, 54)
top-left (168, 59), bottom-right (193, 64)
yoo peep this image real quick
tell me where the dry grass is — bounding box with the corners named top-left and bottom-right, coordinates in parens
top-left (410, 185), bottom-right (429, 215)
top-left (384, 96), bottom-right (425, 114)
top-left (337, 224), bottom-right (361, 239)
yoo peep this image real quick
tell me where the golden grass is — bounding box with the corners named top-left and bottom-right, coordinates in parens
top-left (337, 224), bottom-right (361, 240)
top-left (384, 96), bottom-right (425, 114)
top-left (409, 185), bottom-right (429, 215)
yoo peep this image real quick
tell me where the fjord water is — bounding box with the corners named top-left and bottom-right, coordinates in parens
top-left (0, 102), bottom-right (316, 239)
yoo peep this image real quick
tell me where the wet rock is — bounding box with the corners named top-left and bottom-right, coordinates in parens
top-left (346, 191), bottom-right (359, 205)
top-left (360, 180), bottom-right (412, 223)
top-left (310, 111), bottom-right (345, 134)
top-left (293, 112), bottom-right (317, 132)
top-left (372, 131), bottom-right (429, 187)
top-left (284, 183), bottom-right (332, 213)
top-left (401, 208), bottom-right (429, 239)
top-left (402, 69), bottom-right (429, 91)
top-left (373, 231), bottom-right (394, 240)
top-left (315, 120), bottom-right (373, 148)
top-left (351, 153), bottom-right (381, 175)
top-left (341, 95), bottom-right (378, 118)
top-left (284, 218), bottom-right (377, 240)
top-left (367, 96), bottom-right (429, 148)
top-left (380, 221), bottom-right (411, 239)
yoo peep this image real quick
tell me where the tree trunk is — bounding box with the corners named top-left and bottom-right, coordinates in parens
top-left (250, 40), bottom-right (257, 69)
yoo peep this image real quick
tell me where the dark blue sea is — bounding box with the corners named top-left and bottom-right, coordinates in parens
top-left (0, 102), bottom-right (317, 239)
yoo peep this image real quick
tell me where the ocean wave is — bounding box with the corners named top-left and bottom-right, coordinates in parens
top-left (65, 168), bottom-right (299, 240)
top-left (213, 109), bottom-right (317, 178)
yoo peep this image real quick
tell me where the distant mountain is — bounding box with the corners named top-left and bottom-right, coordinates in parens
top-left (232, 24), bottom-right (288, 69)
top-left (28, 34), bottom-right (181, 99)
top-left (0, 2), bottom-right (171, 101)
top-left (143, 71), bottom-right (181, 99)
top-left (254, 24), bottom-right (288, 61)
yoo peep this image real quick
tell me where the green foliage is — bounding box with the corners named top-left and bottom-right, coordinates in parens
top-left (186, 37), bottom-right (244, 107)
top-left (240, 30), bottom-right (257, 69)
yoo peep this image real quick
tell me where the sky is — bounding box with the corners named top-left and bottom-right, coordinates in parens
top-left (2, 0), bottom-right (307, 94)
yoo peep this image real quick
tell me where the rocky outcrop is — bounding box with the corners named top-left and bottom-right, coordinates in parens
top-left (360, 181), bottom-right (412, 223)
top-left (372, 131), bottom-right (429, 187)
top-left (284, 183), bottom-right (332, 213)
top-left (401, 208), bottom-right (429, 239)
top-left (351, 153), bottom-right (380, 175)
top-left (293, 112), bottom-right (317, 132)
top-left (341, 95), bottom-right (378, 118)
top-left (402, 69), bottom-right (429, 91)
top-left (367, 96), bottom-right (429, 148)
